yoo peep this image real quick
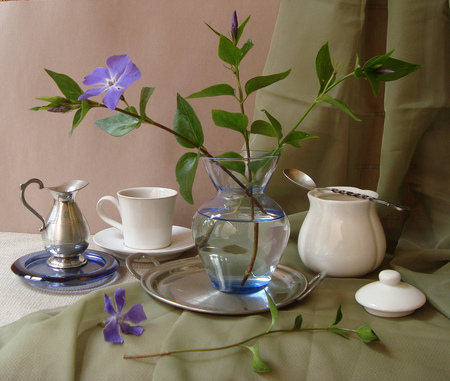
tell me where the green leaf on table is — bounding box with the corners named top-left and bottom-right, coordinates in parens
top-left (215, 151), bottom-right (246, 178)
top-left (244, 69), bottom-right (291, 97)
top-left (69, 99), bottom-right (91, 137)
top-left (330, 304), bottom-right (343, 326)
top-left (212, 110), bottom-right (248, 134)
top-left (176, 152), bottom-right (200, 205)
top-left (218, 35), bottom-right (242, 66)
top-left (355, 325), bottom-right (380, 343)
top-left (139, 87), bottom-right (155, 119)
top-left (45, 69), bottom-right (83, 100)
top-left (173, 94), bottom-right (204, 148)
top-left (329, 327), bottom-right (349, 339)
top-left (264, 290), bottom-right (278, 332)
top-left (240, 343), bottom-right (272, 373)
top-left (293, 315), bottom-right (303, 330)
top-left (187, 84), bottom-right (236, 99)
top-left (95, 107), bottom-right (141, 137)
top-left (316, 42), bottom-right (335, 94)
top-left (283, 131), bottom-right (317, 148)
top-left (322, 95), bottom-right (361, 121)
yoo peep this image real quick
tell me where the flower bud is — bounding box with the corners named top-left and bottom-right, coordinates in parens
top-left (231, 11), bottom-right (238, 44)
top-left (374, 68), bottom-right (396, 75)
top-left (47, 105), bottom-right (75, 113)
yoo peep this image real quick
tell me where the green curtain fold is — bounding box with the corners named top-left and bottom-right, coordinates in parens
top-left (251, 0), bottom-right (450, 318)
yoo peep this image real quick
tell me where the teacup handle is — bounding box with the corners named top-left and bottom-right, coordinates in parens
top-left (96, 196), bottom-right (123, 231)
top-left (126, 253), bottom-right (160, 281)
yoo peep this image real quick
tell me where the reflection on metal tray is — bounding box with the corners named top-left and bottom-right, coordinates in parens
top-left (129, 256), bottom-right (324, 316)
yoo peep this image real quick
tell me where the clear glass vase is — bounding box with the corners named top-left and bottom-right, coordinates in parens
top-left (192, 152), bottom-right (290, 294)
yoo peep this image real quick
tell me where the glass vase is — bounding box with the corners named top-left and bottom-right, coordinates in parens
top-left (192, 152), bottom-right (290, 294)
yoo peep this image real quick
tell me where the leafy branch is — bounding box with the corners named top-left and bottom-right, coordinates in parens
top-left (123, 293), bottom-right (380, 373)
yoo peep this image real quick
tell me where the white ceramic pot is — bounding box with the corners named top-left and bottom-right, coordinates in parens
top-left (298, 187), bottom-right (386, 277)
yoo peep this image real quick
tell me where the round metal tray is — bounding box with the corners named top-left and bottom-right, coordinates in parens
top-left (127, 255), bottom-right (324, 315)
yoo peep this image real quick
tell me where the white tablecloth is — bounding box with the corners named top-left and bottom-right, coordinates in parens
top-left (0, 232), bottom-right (166, 326)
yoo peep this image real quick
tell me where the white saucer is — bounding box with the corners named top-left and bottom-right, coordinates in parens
top-left (93, 226), bottom-right (195, 261)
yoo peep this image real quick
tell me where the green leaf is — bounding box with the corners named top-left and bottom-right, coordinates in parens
top-left (35, 96), bottom-right (71, 104)
top-left (363, 50), bottom-right (394, 70)
top-left (211, 110), bottom-right (248, 134)
top-left (69, 100), bottom-right (91, 137)
top-left (316, 42), bottom-right (335, 94)
top-left (139, 87), bottom-right (155, 119)
top-left (329, 327), bottom-right (349, 339)
top-left (293, 315), bottom-right (303, 330)
top-left (187, 84), bottom-right (235, 99)
top-left (215, 151), bottom-right (246, 178)
top-left (176, 152), bottom-right (200, 205)
top-left (250, 120), bottom-right (277, 137)
top-left (244, 69), bottom-right (291, 97)
top-left (261, 109), bottom-right (283, 139)
top-left (240, 38), bottom-right (254, 60)
top-left (44, 69), bottom-right (83, 100)
top-left (355, 325), bottom-right (380, 343)
top-left (218, 35), bottom-right (242, 66)
top-left (330, 304), bottom-right (343, 326)
top-left (240, 343), bottom-right (272, 373)
top-left (373, 57), bottom-right (422, 82)
top-left (236, 15), bottom-right (251, 44)
top-left (322, 95), bottom-right (361, 121)
top-left (264, 290), bottom-right (278, 332)
top-left (283, 131), bottom-right (317, 148)
top-left (173, 94), bottom-right (204, 149)
top-left (95, 108), bottom-right (141, 137)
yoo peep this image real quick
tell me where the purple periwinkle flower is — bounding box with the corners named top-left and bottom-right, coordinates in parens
top-left (231, 11), bottom-right (238, 43)
top-left (78, 55), bottom-right (141, 111)
top-left (102, 288), bottom-right (147, 344)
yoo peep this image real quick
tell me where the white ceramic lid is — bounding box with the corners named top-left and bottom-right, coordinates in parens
top-left (355, 270), bottom-right (426, 317)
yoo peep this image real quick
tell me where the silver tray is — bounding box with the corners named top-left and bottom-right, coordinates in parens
top-left (126, 255), bottom-right (324, 315)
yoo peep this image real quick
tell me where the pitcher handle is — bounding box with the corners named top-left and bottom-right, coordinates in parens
top-left (20, 178), bottom-right (46, 232)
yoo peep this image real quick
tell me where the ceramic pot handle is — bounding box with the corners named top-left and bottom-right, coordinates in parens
top-left (295, 271), bottom-right (326, 302)
top-left (96, 196), bottom-right (123, 231)
top-left (125, 253), bottom-right (160, 281)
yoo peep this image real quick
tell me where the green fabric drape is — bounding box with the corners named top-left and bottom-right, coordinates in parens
top-left (250, 0), bottom-right (450, 318)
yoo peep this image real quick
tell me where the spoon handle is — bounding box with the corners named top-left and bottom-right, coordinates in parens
top-left (328, 188), bottom-right (410, 212)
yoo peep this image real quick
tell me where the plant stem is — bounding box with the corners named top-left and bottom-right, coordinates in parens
top-left (123, 326), bottom-right (350, 360)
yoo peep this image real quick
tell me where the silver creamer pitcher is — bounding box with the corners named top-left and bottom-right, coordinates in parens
top-left (20, 178), bottom-right (91, 269)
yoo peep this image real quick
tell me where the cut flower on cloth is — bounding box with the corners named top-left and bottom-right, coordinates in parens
top-left (102, 288), bottom-right (147, 344)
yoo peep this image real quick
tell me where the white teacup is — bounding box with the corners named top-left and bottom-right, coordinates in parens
top-left (97, 187), bottom-right (177, 250)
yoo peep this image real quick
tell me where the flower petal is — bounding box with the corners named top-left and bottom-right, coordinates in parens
top-left (78, 86), bottom-right (108, 101)
top-left (104, 294), bottom-right (116, 315)
top-left (102, 86), bottom-right (124, 110)
top-left (115, 61), bottom-right (142, 89)
top-left (122, 303), bottom-right (147, 324)
top-left (82, 67), bottom-right (110, 86)
top-left (106, 55), bottom-right (130, 79)
top-left (103, 318), bottom-right (123, 344)
top-left (113, 288), bottom-right (127, 315)
top-left (120, 322), bottom-right (144, 336)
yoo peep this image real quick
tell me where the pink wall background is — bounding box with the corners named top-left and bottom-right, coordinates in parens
top-left (0, 0), bottom-right (281, 234)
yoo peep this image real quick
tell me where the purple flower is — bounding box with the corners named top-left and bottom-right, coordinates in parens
top-left (102, 288), bottom-right (147, 344)
top-left (78, 55), bottom-right (141, 111)
top-left (231, 11), bottom-right (238, 43)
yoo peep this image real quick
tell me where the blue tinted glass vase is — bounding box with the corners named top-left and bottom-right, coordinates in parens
top-left (192, 152), bottom-right (290, 294)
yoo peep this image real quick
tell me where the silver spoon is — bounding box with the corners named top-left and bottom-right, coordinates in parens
top-left (283, 168), bottom-right (410, 212)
